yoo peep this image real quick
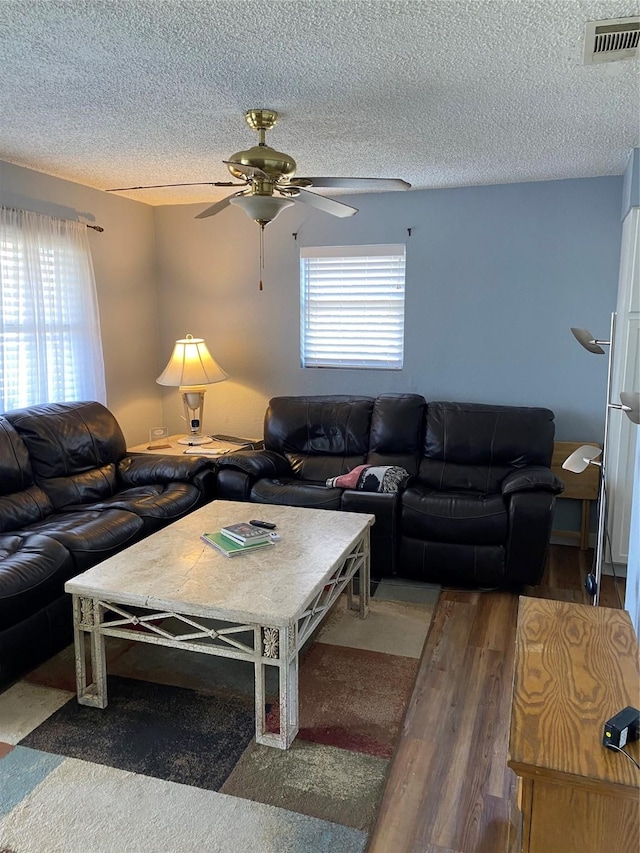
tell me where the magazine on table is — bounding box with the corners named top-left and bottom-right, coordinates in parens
top-left (183, 435), bottom-right (263, 456)
top-left (201, 531), bottom-right (274, 558)
top-left (219, 522), bottom-right (271, 545)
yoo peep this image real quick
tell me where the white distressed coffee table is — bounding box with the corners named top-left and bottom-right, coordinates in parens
top-left (64, 500), bottom-right (372, 749)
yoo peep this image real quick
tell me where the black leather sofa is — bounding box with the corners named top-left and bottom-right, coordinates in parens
top-left (215, 394), bottom-right (563, 587)
top-left (0, 400), bottom-right (215, 687)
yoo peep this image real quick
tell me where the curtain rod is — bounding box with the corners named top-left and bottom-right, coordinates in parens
top-left (1, 204), bottom-right (104, 232)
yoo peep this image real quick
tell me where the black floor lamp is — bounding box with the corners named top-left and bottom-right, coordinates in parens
top-left (563, 313), bottom-right (640, 605)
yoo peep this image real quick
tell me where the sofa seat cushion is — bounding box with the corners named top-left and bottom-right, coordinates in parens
top-left (64, 483), bottom-right (202, 531)
top-left (250, 478), bottom-right (343, 510)
top-left (401, 487), bottom-right (507, 545)
top-left (0, 533), bottom-right (74, 630)
top-left (24, 509), bottom-right (143, 572)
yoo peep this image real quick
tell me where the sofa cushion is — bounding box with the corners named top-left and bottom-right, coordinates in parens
top-left (0, 418), bottom-right (55, 531)
top-left (4, 401), bottom-right (127, 507)
top-left (0, 417), bottom-right (35, 495)
top-left (64, 482), bottom-right (203, 532)
top-left (264, 395), bottom-right (374, 480)
top-left (0, 533), bottom-right (74, 630)
top-left (250, 478), bottom-right (343, 510)
top-left (0, 485), bottom-right (54, 534)
top-left (418, 402), bottom-right (556, 493)
top-left (25, 509), bottom-right (143, 572)
top-left (401, 487), bottom-right (508, 545)
top-left (39, 464), bottom-right (119, 510)
top-left (366, 393), bottom-right (425, 475)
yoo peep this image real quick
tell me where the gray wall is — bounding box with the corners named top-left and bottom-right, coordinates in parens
top-left (154, 176), bottom-right (623, 443)
top-left (0, 160), bottom-right (162, 443)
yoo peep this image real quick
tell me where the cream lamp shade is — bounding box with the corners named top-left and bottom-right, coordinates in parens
top-left (156, 334), bottom-right (228, 445)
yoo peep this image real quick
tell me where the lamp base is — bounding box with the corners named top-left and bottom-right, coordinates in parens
top-left (177, 435), bottom-right (213, 446)
top-left (585, 573), bottom-right (598, 598)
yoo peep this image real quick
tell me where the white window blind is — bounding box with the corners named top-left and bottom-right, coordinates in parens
top-left (300, 244), bottom-right (406, 369)
top-left (0, 207), bottom-right (106, 412)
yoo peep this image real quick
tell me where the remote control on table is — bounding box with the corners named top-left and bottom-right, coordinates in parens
top-left (249, 520), bottom-right (276, 529)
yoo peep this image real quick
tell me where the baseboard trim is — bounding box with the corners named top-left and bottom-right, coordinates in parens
top-left (550, 532), bottom-right (597, 549)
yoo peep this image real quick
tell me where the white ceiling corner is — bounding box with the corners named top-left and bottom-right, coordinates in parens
top-left (0, 0), bottom-right (638, 207)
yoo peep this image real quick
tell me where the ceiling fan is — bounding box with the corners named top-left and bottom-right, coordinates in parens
top-left (107, 108), bottom-right (411, 227)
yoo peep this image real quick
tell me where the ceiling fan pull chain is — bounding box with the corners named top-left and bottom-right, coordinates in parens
top-left (259, 224), bottom-right (265, 290)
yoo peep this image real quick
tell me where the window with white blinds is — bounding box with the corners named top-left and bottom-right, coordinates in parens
top-left (300, 244), bottom-right (406, 369)
top-left (0, 207), bottom-right (106, 412)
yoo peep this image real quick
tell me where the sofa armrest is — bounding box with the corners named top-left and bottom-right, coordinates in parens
top-left (341, 490), bottom-right (397, 580)
top-left (118, 454), bottom-right (216, 501)
top-left (215, 450), bottom-right (293, 480)
top-left (117, 454), bottom-right (213, 486)
top-left (505, 491), bottom-right (557, 586)
top-left (501, 466), bottom-right (564, 497)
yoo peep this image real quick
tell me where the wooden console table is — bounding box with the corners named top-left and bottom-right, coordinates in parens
top-left (508, 597), bottom-right (639, 853)
top-left (551, 440), bottom-right (601, 549)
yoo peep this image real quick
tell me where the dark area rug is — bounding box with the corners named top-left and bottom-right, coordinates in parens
top-left (20, 675), bottom-right (258, 790)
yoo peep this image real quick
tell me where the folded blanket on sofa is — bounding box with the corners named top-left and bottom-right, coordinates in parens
top-left (326, 464), bottom-right (410, 493)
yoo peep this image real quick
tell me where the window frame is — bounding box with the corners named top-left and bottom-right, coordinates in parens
top-left (299, 243), bottom-right (406, 371)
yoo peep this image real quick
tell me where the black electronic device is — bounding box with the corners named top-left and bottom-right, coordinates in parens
top-left (249, 520), bottom-right (276, 529)
top-left (602, 706), bottom-right (640, 750)
top-left (210, 434), bottom-right (255, 445)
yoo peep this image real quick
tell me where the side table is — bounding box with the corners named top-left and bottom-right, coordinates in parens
top-left (551, 440), bottom-right (601, 550)
top-left (128, 434), bottom-right (194, 457)
top-left (508, 596), bottom-right (639, 853)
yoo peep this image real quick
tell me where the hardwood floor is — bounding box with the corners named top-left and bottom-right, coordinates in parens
top-left (366, 545), bottom-right (627, 853)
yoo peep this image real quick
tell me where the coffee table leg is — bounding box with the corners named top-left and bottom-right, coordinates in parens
top-left (72, 595), bottom-right (107, 709)
top-left (359, 529), bottom-right (371, 618)
top-left (254, 625), bottom-right (299, 749)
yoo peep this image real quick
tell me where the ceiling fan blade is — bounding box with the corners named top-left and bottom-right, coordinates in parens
top-left (106, 181), bottom-right (244, 192)
top-left (194, 195), bottom-right (237, 220)
top-left (223, 160), bottom-right (268, 180)
top-left (287, 188), bottom-right (358, 218)
top-left (289, 177), bottom-right (411, 190)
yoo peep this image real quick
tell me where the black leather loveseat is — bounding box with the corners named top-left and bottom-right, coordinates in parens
top-left (215, 394), bottom-right (563, 587)
top-left (0, 400), bottom-right (215, 687)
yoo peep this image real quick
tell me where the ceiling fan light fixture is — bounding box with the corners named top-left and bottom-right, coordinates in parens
top-left (230, 194), bottom-right (294, 226)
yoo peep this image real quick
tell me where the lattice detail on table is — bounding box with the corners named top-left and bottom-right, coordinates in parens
top-left (297, 537), bottom-right (366, 647)
top-left (95, 600), bottom-right (256, 655)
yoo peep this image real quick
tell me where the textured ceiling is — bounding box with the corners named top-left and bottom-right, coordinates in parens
top-left (0, 0), bottom-right (638, 206)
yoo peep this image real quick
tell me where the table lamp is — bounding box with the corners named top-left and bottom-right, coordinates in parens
top-left (156, 334), bottom-right (228, 445)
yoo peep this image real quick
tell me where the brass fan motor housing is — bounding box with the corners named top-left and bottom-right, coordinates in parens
top-left (227, 145), bottom-right (297, 182)
top-left (227, 109), bottom-right (296, 183)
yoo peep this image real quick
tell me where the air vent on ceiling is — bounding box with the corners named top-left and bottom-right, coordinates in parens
top-left (583, 17), bottom-right (639, 64)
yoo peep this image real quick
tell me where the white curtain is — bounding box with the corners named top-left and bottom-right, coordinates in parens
top-left (0, 206), bottom-right (106, 412)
